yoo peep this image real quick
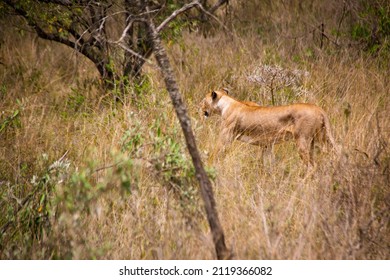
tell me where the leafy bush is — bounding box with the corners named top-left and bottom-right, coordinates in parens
top-left (0, 153), bottom-right (70, 258)
top-left (121, 112), bottom-right (202, 217)
top-left (350, 1), bottom-right (390, 54)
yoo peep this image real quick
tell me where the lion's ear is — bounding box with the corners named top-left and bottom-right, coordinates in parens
top-left (211, 91), bottom-right (217, 100)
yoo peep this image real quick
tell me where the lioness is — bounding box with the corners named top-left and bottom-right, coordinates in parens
top-left (200, 89), bottom-right (339, 165)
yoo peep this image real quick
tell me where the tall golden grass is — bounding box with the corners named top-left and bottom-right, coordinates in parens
top-left (1, 1), bottom-right (389, 259)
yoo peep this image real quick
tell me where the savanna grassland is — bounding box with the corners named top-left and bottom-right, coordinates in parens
top-left (1, 1), bottom-right (389, 259)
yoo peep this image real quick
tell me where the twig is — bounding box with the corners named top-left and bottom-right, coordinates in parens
top-left (93, 160), bottom-right (124, 173)
top-left (58, 150), bottom-right (69, 163)
top-left (194, 2), bottom-right (234, 37)
top-left (155, 0), bottom-right (233, 37)
top-left (280, 23), bottom-right (340, 47)
top-left (336, 2), bottom-right (347, 44)
top-left (114, 16), bottom-right (135, 44)
top-left (208, 0), bottom-right (229, 14)
top-left (115, 42), bottom-right (156, 67)
top-left (156, 1), bottom-right (200, 33)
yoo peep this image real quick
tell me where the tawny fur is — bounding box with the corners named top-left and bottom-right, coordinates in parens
top-left (200, 89), bottom-right (339, 165)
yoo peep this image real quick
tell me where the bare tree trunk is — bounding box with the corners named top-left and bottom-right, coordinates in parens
top-left (143, 4), bottom-right (231, 260)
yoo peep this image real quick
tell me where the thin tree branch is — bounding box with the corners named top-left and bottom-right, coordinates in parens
top-left (155, 0), bottom-right (233, 37)
top-left (208, 0), bottom-right (229, 14)
top-left (115, 41), bottom-right (156, 67)
top-left (195, 1), bottom-right (233, 36)
top-left (93, 160), bottom-right (124, 173)
top-left (156, 0), bottom-right (200, 33)
top-left (116, 16), bottom-right (136, 43)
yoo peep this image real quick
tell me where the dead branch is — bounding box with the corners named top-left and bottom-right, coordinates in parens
top-left (155, 0), bottom-right (233, 37)
top-left (156, 1), bottom-right (200, 33)
top-left (142, 1), bottom-right (232, 260)
top-left (195, 1), bottom-right (234, 37)
top-left (208, 0), bottom-right (229, 14)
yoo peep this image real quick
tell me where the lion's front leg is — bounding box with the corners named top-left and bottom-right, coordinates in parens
top-left (214, 127), bottom-right (234, 157)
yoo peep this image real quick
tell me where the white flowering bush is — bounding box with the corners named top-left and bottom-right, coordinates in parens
top-left (247, 64), bottom-right (310, 105)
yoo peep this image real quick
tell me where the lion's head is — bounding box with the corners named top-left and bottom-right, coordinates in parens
top-left (200, 89), bottom-right (228, 118)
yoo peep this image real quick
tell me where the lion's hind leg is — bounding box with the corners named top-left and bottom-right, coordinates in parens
top-left (296, 136), bottom-right (314, 166)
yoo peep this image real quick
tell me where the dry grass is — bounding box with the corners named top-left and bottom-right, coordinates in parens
top-left (1, 1), bottom-right (389, 259)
